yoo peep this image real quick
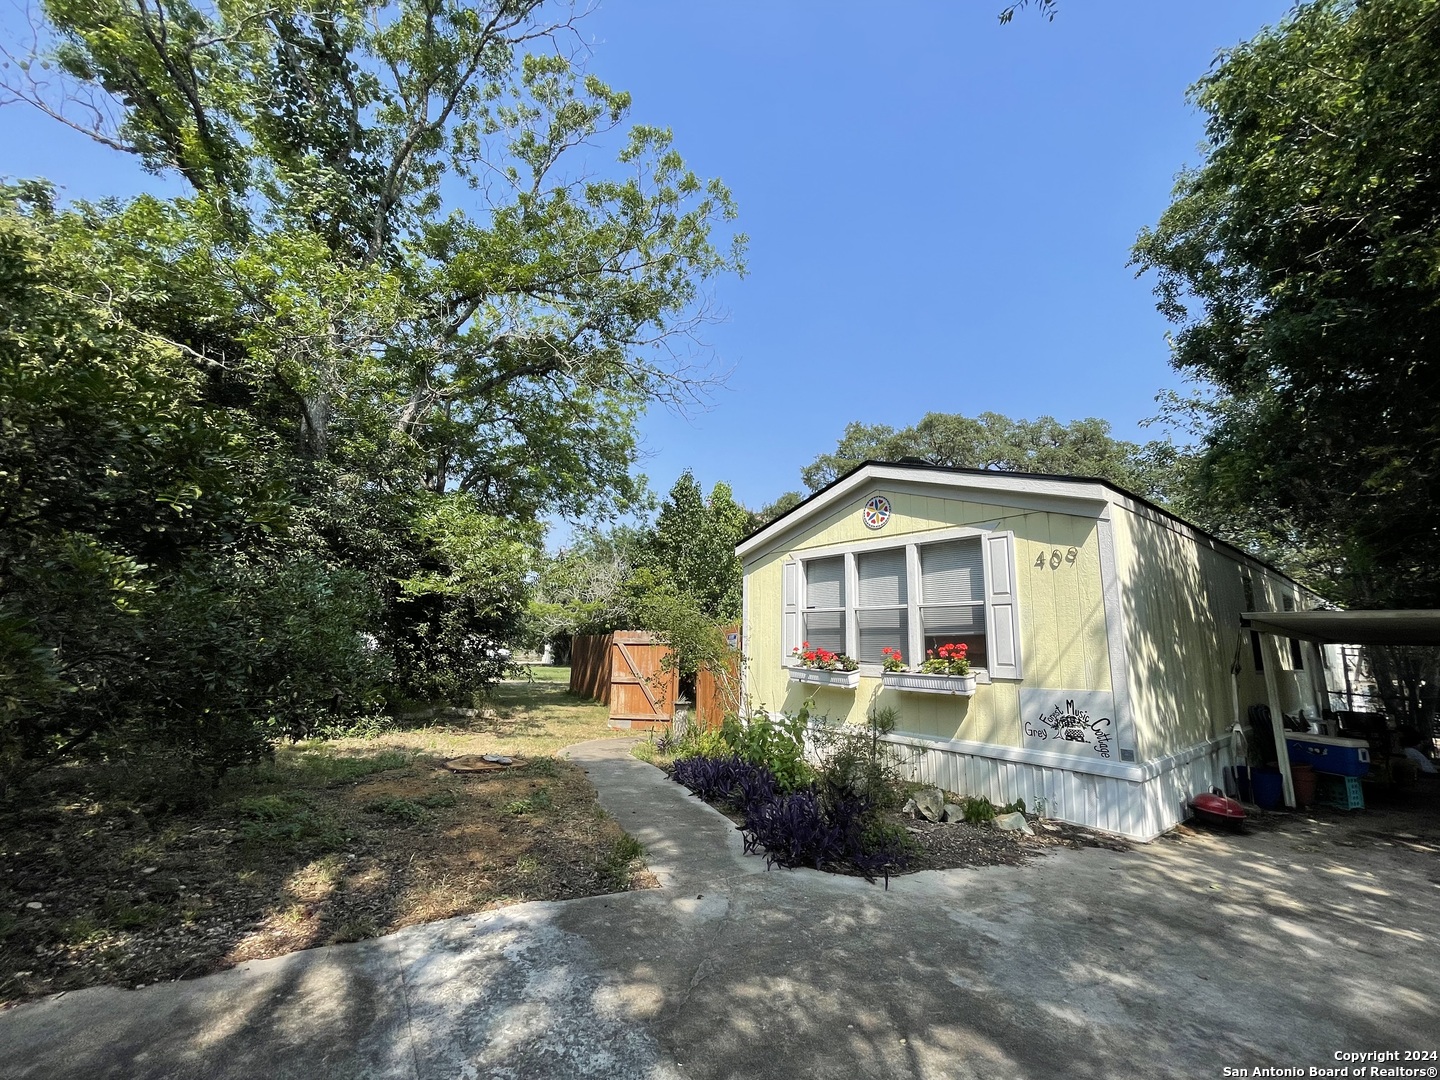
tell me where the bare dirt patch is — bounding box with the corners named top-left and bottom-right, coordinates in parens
top-left (896, 813), bottom-right (1131, 872)
top-left (0, 670), bottom-right (653, 1007)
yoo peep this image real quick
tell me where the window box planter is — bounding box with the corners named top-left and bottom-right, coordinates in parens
top-left (881, 671), bottom-right (977, 696)
top-left (786, 666), bottom-right (861, 690)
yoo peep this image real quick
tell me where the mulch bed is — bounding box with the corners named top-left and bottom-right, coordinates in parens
top-left (895, 813), bottom-right (1131, 873)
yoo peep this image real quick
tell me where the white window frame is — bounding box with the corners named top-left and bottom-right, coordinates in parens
top-left (785, 525), bottom-right (1023, 682)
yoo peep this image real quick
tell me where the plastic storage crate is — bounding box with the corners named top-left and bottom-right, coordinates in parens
top-left (1315, 773), bottom-right (1364, 810)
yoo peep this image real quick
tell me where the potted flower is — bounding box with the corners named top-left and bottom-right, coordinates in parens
top-left (881, 641), bottom-right (977, 696)
top-left (787, 642), bottom-right (862, 689)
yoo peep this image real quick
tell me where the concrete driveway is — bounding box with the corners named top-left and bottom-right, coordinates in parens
top-left (2, 739), bottom-right (1436, 1079)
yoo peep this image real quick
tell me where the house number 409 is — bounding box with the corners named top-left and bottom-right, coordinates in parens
top-left (1035, 547), bottom-right (1079, 569)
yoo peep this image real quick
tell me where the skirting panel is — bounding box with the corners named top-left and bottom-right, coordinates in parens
top-left (874, 733), bottom-right (1229, 842)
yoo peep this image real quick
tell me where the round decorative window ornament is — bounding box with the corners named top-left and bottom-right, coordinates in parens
top-left (862, 495), bottom-right (891, 530)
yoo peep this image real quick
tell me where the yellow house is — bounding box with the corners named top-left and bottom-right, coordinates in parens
top-left (737, 461), bottom-right (1330, 841)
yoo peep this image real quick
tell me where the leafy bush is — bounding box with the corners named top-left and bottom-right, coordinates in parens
top-left (959, 796), bottom-right (997, 824)
top-left (742, 788), bottom-right (845, 869)
top-left (956, 794), bottom-right (1026, 824)
top-left (812, 706), bottom-right (908, 811)
top-left (670, 750), bottom-right (910, 885)
top-left (721, 705), bottom-right (813, 791)
top-left (669, 755), bottom-right (776, 815)
top-left (672, 724), bottom-right (730, 760)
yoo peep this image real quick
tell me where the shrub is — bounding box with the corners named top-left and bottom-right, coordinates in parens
top-left (721, 704), bottom-right (812, 791)
top-left (956, 795), bottom-right (1026, 824)
top-left (812, 706), bottom-right (908, 811)
top-left (673, 724), bottom-right (730, 760)
top-left (670, 749), bottom-right (910, 885)
top-left (742, 789), bottom-right (845, 870)
top-left (670, 755), bottom-right (777, 816)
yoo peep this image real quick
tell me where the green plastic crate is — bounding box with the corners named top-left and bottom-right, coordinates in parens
top-left (1315, 773), bottom-right (1364, 810)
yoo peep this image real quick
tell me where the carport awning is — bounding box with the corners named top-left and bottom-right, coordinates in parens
top-left (1241, 609), bottom-right (1440, 647)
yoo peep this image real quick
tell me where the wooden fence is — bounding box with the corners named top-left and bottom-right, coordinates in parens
top-left (568, 634), bottom-right (613, 704)
top-left (694, 624), bottom-right (742, 731)
top-left (568, 631), bottom-right (678, 729)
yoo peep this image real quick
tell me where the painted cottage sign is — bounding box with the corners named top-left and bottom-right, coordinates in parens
top-left (1018, 689), bottom-right (1115, 760)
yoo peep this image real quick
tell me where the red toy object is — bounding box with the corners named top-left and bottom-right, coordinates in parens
top-left (1190, 789), bottom-right (1247, 831)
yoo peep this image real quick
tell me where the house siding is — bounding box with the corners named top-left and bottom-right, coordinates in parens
top-left (1111, 500), bottom-right (1327, 763)
top-left (743, 482), bottom-right (1111, 750)
top-left (739, 466), bottom-right (1333, 841)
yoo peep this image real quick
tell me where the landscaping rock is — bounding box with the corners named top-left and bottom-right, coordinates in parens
top-left (993, 811), bottom-right (1034, 835)
top-left (912, 787), bottom-right (946, 823)
top-left (943, 803), bottom-right (965, 823)
top-left (901, 798), bottom-right (918, 818)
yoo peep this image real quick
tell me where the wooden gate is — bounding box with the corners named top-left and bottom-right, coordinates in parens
top-left (694, 624), bottom-right (742, 731)
top-left (608, 631), bottom-right (677, 730)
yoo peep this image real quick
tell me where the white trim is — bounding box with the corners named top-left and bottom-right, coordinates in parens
top-left (795, 717), bottom-right (1234, 840)
top-left (1140, 733), bottom-right (1234, 782)
top-left (736, 464), bottom-right (1323, 604)
top-left (847, 728), bottom-right (1234, 784)
top-left (738, 467), bottom-right (1112, 562)
top-left (790, 530), bottom-right (1012, 679)
top-left (881, 671), bottom-right (977, 696)
top-left (780, 522), bottom-right (992, 563)
top-left (741, 561), bottom-right (751, 711)
top-left (875, 729), bottom-right (1147, 781)
top-left (785, 665), bottom-right (861, 690)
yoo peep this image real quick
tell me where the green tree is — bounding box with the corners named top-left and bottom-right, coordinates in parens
top-left (751, 490), bottom-right (804, 529)
top-left (527, 526), bottom-right (649, 645)
top-left (798, 412), bottom-right (1178, 502)
top-left (0, 0), bottom-right (744, 779)
top-left (649, 471), bottom-right (749, 622)
top-left (0, 184), bottom-right (386, 784)
top-left (1, 0), bottom-right (743, 513)
top-left (1131, 0), bottom-right (1440, 609)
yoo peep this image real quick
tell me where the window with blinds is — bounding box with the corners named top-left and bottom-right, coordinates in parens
top-left (788, 530), bottom-right (1020, 677)
top-left (919, 538), bottom-right (988, 669)
top-left (855, 548), bottom-right (908, 663)
top-left (802, 555), bottom-right (846, 655)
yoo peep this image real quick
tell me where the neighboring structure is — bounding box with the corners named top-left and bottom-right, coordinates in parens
top-left (737, 461), bottom-right (1329, 841)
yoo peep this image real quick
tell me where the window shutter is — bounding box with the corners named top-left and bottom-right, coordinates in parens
top-left (984, 532), bottom-right (1023, 679)
top-left (782, 560), bottom-right (799, 664)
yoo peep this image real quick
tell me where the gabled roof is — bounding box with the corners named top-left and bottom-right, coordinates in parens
top-left (737, 459), bottom-right (1307, 591)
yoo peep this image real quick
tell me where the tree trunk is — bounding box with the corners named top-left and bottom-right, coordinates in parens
top-left (300, 390), bottom-right (331, 458)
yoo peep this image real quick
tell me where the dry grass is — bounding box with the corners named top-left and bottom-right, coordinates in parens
top-left (0, 668), bottom-right (651, 1007)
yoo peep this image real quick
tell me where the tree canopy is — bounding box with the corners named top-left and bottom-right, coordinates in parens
top-left (527, 471), bottom-right (749, 679)
top-left (796, 411), bottom-right (1180, 503)
top-left (0, 0), bottom-right (743, 784)
top-left (2, 0), bottom-right (743, 515)
top-left (1132, 0), bottom-right (1440, 608)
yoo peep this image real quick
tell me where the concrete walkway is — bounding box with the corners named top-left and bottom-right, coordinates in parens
top-left (2, 738), bottom-right (1437, 1079)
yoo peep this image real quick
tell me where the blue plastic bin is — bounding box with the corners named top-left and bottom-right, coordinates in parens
top-left (1251, 768), bottom-right (1284, 809)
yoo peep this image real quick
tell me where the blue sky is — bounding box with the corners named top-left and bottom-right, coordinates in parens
top-left (0, 0), bottom-right (1294, 525)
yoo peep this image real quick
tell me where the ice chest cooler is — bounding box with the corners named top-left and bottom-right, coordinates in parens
top-left (1285, 733), bottom-right (1370, 777)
